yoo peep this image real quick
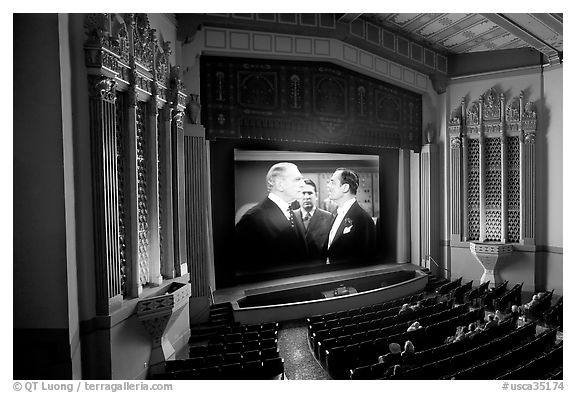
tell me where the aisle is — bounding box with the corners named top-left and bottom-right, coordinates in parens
top-left (277, 320), bottom-right (331, 380)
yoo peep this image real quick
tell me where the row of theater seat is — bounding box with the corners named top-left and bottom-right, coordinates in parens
top-left (444, 328), bottom-right (559, 380)
top-left (496, 341), bottom-right (563, 380)
top-left (207, 328), bottom-right (278, 345)
top-left (152, 320), bottom-right (284, 380)
top-left (393, 323), bottom-right (551, 380)
top-left (543, 297), bottom-right (563, 329)
top-left (152, 357), bottom-right (284, 380)
top-left (314, 303), bottom-right (467, 361)
top-left (308, 295), bottom-right (439, 338)
top-left (324, 308), bottom-right (485, 379)
top-left (166, 347), bottom-right (281, 371)
top-left (307, 292), bottom-right (425, 326)
top-left (349, 319), bottom-right (517, 380)
top-left (189, 337), bottom-right (278, 358)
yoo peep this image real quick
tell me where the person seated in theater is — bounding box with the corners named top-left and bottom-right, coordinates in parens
top-left (410, 301), bottom-right (423, 312)
top-left (383, 364), bottom-right (405, 380)
top-left (453, 325), bottom-right (468, 342)
top-left (401, 340), bottom-right (415, 365)
top-left (496, 308), bottom-right (509, 322)
top-left (298, 178), bottom-right (333, 260)
top-left (398, 303), bottom-right (414, 316)
top-left (465, 322), bottom-right (479, 339)
top-left (407, 321), bottom-right (422, 332)
top-left (509, 304), bottom-right (521, 325)
top-left (378, 342), bottom-right (402, 365)
top-left (483, 313), bottom-right (499, 329)
top-left (234, 162), bottom-right (308, 273)
top-left (324, 168), bottom-right (376, 264)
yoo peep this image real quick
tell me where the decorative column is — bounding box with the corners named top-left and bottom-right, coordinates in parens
top-left (146, 96), bottom-right (162, 286)
top-left (477, 100), bottom-right (486, 242)
top-left (520, 92), bottom-right (537, 245)
top-left (420, 144), bottom-right (440, 274)
top-left (500, 93), bottom-right (508, 242)
top-left (448, 100), bottom-right (464, 243)
top-left (170, 68), bottom-right (188, 277)
top-left (183, 100), bottom-right (213, 325)
top-left (88, 76), bottom-right (124, 314)
top-left (158, 105), bottom-right (176, 279)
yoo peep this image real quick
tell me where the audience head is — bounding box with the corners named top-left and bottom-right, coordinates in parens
top-left (511, 305), bottom-right (519, 313)
top-left (389, 342), bottom-right (402, 354)
top-left (403, 340), bottom-right (415, 354)
top-left (487, 313), bottom-right (495, 322)
top-left (468, 323), bottom-right (476, 332)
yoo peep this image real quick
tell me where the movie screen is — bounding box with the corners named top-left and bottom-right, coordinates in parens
top-left (233, 149), bottom-right (381, 280)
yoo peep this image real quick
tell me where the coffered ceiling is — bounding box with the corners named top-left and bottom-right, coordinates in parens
top-left (176, 13), bottom-right (562, 93)
top-left (362, 13), bottom-right (562, 64)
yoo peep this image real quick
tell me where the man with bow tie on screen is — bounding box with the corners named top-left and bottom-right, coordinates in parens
top-left (235, 162), bottom-right (309, 274)
top-left (299, 178), bottom-right (333, 260)
top-left (324, 168), bottom-right (376, 264)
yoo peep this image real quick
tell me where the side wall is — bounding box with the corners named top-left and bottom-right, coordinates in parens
top-left (441, 65), bottom-right (563, 294)
top-left (13, 13), bottom-right (76, 379)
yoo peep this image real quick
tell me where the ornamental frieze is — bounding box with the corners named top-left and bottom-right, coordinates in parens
top-left (202, 56), bottom-right (422, 151)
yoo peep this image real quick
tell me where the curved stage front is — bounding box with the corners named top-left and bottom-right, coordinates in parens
top-left (213, 263), bottom-right (428, 324)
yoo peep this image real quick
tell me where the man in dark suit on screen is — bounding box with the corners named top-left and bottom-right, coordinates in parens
top-left (324, 167), bottom-right (376, 264)
top-left (235, 162), bottom-right (308, 274)
top-left (299, 178), bottom-right (333, 260)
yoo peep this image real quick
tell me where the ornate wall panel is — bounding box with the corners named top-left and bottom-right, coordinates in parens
top-left (449, 88), bottom-right (536, 245)
top-left (116, 92), bottom-right (128, 296)
top-left (85, 13), bottom-right (188, 313)
top-left (136, 102), bottom-right (150, 285)
top-left (201, 56), bottom-right (422, 151)
top-left (467, 138), bottom-right (480, 241)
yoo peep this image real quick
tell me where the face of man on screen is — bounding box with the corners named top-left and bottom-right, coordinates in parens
top-left (327, 170), bottom-right (346, 203)
top-left (301, 184), bottom-right (317, 212)
top-left (278, 165), bottom-right (304, 203)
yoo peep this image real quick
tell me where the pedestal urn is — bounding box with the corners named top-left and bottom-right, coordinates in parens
top-left (137, 282), bottom-right (191, 365)
top-left (469, 242), bottom-right (514, 288)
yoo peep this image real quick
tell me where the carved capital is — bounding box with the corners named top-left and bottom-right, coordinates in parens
top-left (450, 137), bottom-right (462, 149)
top-left (89, 76), bottom-right (117, 102)
top-left (172, 109), bottom-right (184, 129)
top-left (524, 132), bottom-right (536, 145)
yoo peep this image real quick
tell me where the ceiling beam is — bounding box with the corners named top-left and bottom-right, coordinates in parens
top-left (530, 13), bottom-right (563, 36)
top-left (337, 13), bottom-right (363, 23)
top-left (480, 13), bottom-right (562, 64)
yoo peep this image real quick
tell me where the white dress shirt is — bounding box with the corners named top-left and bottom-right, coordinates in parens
top-left (327, 198), bottom-right (356, 249)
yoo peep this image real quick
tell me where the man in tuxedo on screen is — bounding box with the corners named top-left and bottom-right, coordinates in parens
top-left (235, 162), bottom-right (308, 273)
top-left (299, 178), bottom-right (333, 260)
top-left (324, 168), bottom-right (376, 264)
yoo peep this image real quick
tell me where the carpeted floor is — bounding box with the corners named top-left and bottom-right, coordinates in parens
top-left (277, 320), bottom-right (331, 380)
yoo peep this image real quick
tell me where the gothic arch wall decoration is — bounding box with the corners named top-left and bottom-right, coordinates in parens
top-left (449, 88), bottom-right (536, 246)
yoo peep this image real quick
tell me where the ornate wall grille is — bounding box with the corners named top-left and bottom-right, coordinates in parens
top-left (467, 139), bottom-right (480, 241)
top-left (136, 102), bottom-right (150, 285)
top-left (449, 88), bottom-right (536, 245)
top-left (85, 13), bottom-right (189, 312)
top-left (157, 113), bottom-right (165, 273)
top-left (116, 92), bottom-right (128, 296)
top-left (507, 136), bottom-right (521, 242)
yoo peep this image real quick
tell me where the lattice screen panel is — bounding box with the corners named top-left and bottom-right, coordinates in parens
top-left (507, 136), bottom-right (521, 242)
top-left (467, 139), bottom-right (480, 241)
top-left (137, 102), bottom-right (150, 285)
top-left (116, 92), bottom-right (128, 297)
top-left (449, 88), bottom-right (536, 245)
top-left (485, 137), bottom-right (502, 241)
